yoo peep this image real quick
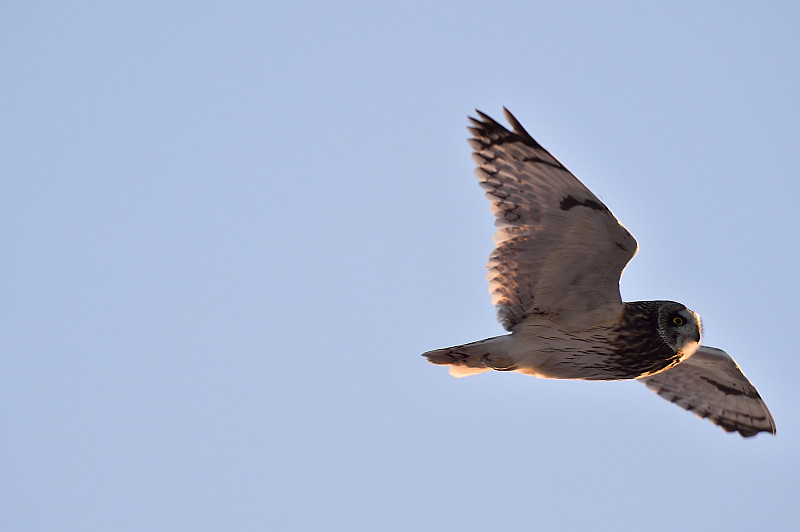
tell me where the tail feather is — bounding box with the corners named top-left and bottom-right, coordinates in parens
top-left (422, 336), bottom-right (510, 378)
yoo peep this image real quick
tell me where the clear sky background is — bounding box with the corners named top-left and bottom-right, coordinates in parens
top-left (3, 1), bottom-right (799, 530)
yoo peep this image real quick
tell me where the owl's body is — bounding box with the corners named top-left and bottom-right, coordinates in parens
top-left (425, 301), bottom-right (698, 381)
top-left (423, 109), bottom-right (776, 437)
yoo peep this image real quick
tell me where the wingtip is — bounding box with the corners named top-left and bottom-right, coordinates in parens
top-left (739, 425), bottom-right (776, 438)
top-left (469, 108), bottom-right (500, 128)
top-left (468, 107), bottom-right (540, 146)
top-left (501, 107), bottom-right (534, 140)
top-left (764, 415), bottom-right (778, 437)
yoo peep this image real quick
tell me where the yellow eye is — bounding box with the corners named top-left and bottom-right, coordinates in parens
top-left (672, 316), bottom-right (685, 326)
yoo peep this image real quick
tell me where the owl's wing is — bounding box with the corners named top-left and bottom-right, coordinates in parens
top-left (469, 109), bottom-right (638, 330)
top-left (640, 345), bottom-right (776, 437)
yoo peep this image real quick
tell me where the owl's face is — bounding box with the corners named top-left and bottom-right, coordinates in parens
top-left (657, 302), bottom-right (702, 356)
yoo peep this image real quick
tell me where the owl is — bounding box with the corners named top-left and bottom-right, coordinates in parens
top-left (423, 108), bottom-right (775, 437)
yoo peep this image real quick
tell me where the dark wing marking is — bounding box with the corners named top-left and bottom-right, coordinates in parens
top-left (469, 109), bottom-right (638, 330)
top-left (640, 345), bottom-right (776, 437)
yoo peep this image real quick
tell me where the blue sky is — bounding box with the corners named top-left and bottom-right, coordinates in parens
top-left (3, 1), bottom-right (799, 530)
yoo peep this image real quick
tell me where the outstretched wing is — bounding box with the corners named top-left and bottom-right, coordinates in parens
top-left (640, 345), bottom-right (776, 437)
top-left (469, 109), bottom-right (638, 330)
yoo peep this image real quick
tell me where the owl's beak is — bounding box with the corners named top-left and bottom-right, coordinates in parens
top-left (693, 312), bottom-right (702, 342)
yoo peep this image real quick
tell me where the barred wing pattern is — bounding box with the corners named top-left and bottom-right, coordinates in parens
top-left (469, 109), bottom-right (638, 330)
top-left (641, 346), bottom-right (776, 437)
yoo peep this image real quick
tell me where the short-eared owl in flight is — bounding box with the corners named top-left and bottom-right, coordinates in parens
top-left (423, 109), bottom-right (775, 437)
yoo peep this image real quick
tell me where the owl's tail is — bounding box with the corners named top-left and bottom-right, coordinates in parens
top-left (422, 335), bottom-right (514, 378)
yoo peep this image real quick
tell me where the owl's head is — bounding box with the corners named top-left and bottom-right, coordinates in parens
top-left (657, 301), bottom-right (702, 356)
